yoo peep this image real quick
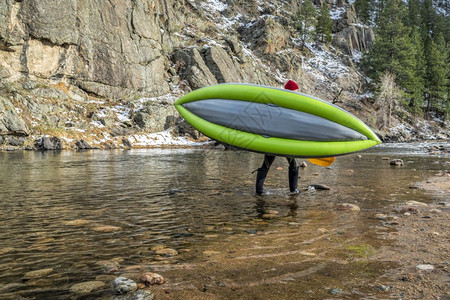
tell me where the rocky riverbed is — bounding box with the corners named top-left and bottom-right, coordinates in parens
top-left (0, 146), bottom-right (448, 299)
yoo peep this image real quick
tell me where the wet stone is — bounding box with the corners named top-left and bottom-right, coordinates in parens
top-left (25, 278), bottom-right (54, 287)
top-left (63, 219), bottom-right (91, 226)
top-left (375, 213), bottom-right (388, 220)
top-left (23, 268), bottom-right (54, 279)
top-left (336, 203), bottom-right (360, 211)
top-left (406, 200), bottom-right (428, 207)
top-left (70, 281), bottom-right (105, 294)
top-left (96, 260), bottom-right (120, 273)
top-left (123, 265), bottom-right (143, 271)
top-left (0, 247), bottom-right (15, 254)
top-left (111, 277), bottom-right (137, 294)
top-left (140, 272), bottom-right (165, 286)
top-left (308, 184), bottom-right (331, 190)
top-left (154, 248), bottom-right (178, 257)
top-left (150, 245), bottom-right (165, 251)
top-left (375, 285), bottom-right (392, 291)
top-left (0, 283), bottom-right (26, 293)
top-left (178, 248), bottom-right (192, 253)
top-left (416, 264), bottom-right (434, 271)
top-left (329, 288), bottom-right (342, 295)
top-left (91, 225), bottom-right (122, 232)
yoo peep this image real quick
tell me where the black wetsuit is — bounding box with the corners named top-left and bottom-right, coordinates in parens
top-left (255, 154), bottom-right (299, 194)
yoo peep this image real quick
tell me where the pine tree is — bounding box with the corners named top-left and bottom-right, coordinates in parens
top-left (373, 0), bottom-right (387, 25)
top-left (316, 3), bottom-right (333, 44)
top-left (354, 0), bottom-right (373, 24)
top-left (409, 28), bottom-right (425, 114)
top-left (423, 34), bottom-right (447, 118)
top-left (293, 0), bottom-right (317, 49)
top-left (363, 0), bottom-right (417, 95)
top-left (420, 0), bottom-right (437, 38)
top-left (407, 0), bottom-right (421, 28)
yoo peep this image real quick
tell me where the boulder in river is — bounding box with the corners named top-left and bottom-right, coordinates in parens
top-left (111, 277), bottom-right (137, 294)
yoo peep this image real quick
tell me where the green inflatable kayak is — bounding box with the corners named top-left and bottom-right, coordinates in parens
top-left (174, 83), bottom-right (381, 158)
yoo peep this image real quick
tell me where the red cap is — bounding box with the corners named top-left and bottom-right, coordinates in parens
top-left (284, 80), bottom-right (299, 91)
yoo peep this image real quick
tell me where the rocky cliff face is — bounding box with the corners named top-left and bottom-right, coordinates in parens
top-left (0, 0), bottom-right (446, 150)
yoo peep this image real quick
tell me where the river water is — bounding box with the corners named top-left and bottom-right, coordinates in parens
top-left (0, 143), bottom-right (448, 299)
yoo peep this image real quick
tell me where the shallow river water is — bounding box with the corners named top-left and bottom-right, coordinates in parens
top-left (0, 143), bottom-right (448, 299)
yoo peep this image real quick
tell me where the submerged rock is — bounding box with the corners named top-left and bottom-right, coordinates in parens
top-left (96, 260), bottom-right (120, 273)
top-left (91, 225), bottom-right (122, 232)
top-left (63, 219), bottom-right (91, 226)
top-left (111, 277), bottom-right (137, 294)
top-left (23, 268), bottom-right (54, 279)
top-left (154, 248), bottom-right (178, 257)
top-left (336, 203), bottom-right (360, 211)
top-left (70, 281), bottom-right (105, 294)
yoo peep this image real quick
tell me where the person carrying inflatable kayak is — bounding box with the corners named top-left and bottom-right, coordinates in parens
top-left (254, 80), bottom-right (300, 195)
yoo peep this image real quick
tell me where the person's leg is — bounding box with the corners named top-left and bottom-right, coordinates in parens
top-left (255, 155), bottom-right (276, 194)
top-left (287, 157), bottom-right (300, 193)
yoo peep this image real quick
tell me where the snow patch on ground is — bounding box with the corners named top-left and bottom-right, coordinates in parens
top-left (351, 50), bottom-right (363, 63)
top-left (112, 105), bottom-right (132, 122)
top-left (303, 43), bottom-right (350, 80)
top-left (130, 129), bottom-right (206, 147)
top-left (204, 0), bottom-right (227, 13)
top-left (329, 7), bottom-right (346, 20)
top-left (389, 122), bottom-right (414, 138)
top-left (415, 120), bottom-right (437, 140)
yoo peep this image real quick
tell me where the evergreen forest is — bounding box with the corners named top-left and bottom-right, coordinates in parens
top-left (295, 0), bottom-right (449, 121)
